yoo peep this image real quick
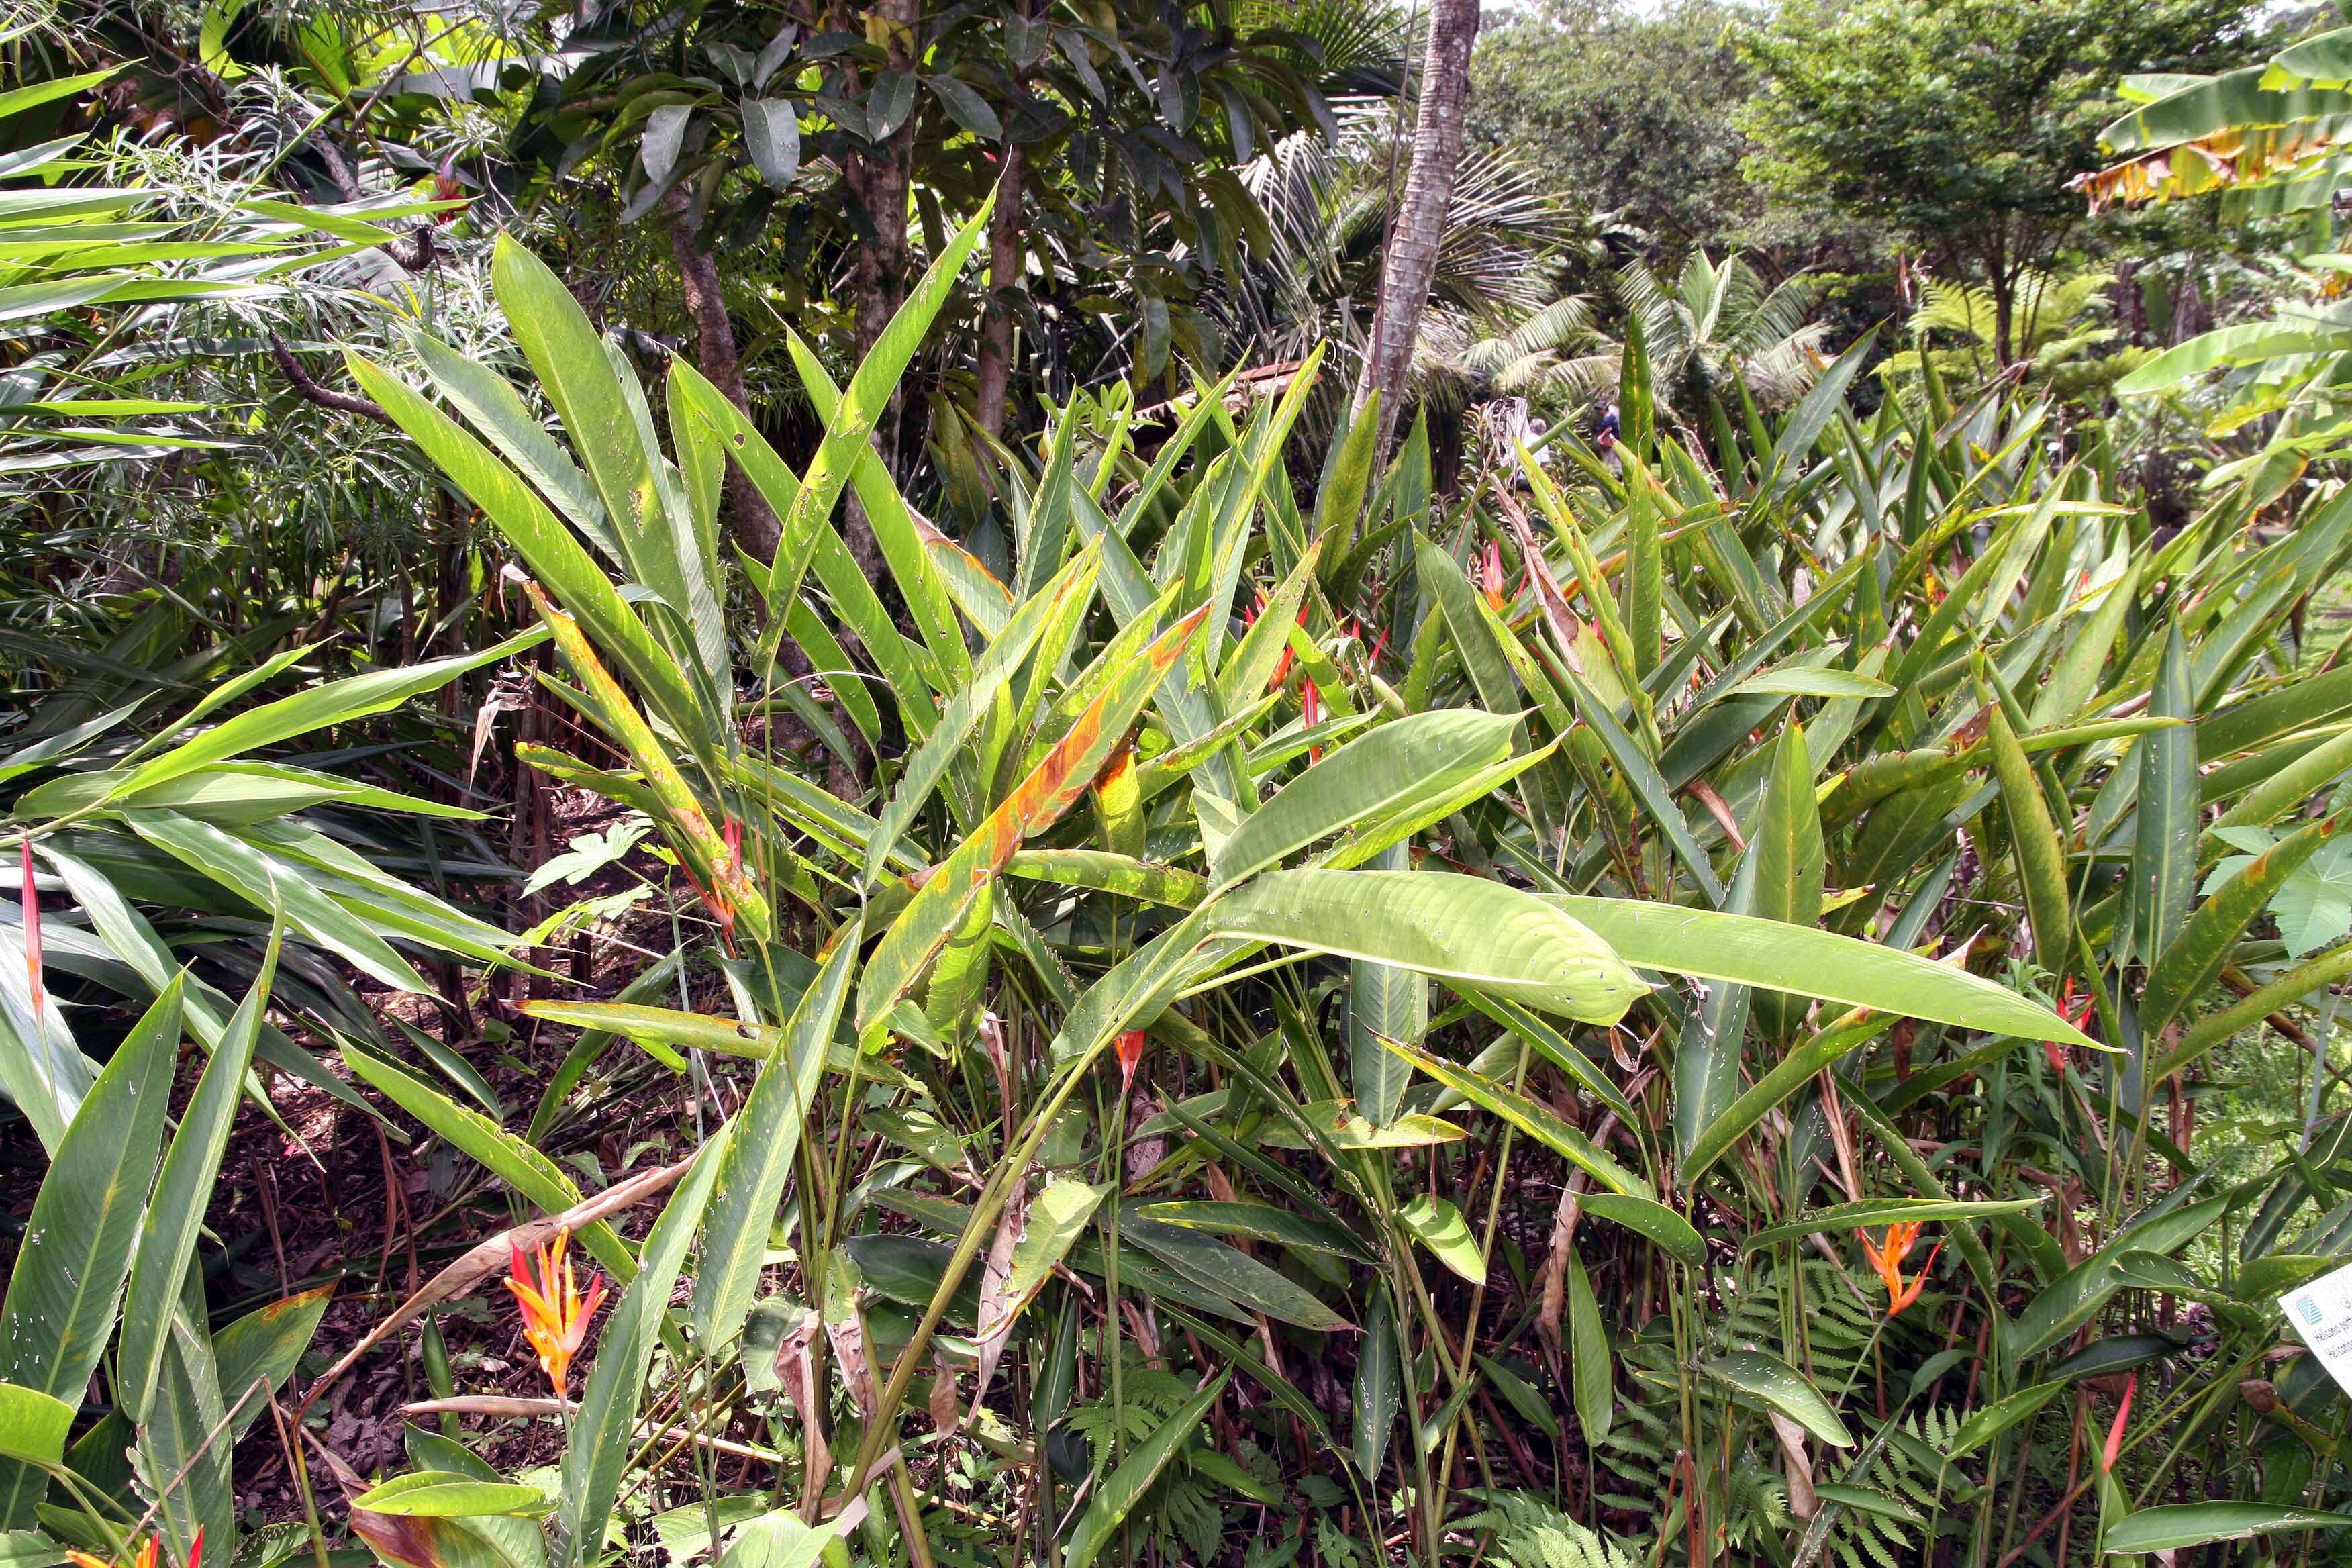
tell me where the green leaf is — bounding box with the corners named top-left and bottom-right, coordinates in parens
top-left (342, 1048), bottom-right (633, 1279)
top-left (1375, 1034), bottom-right (1650, 1197)
top-left (765, 200), bottom-right (992, 612)
top-left (210, 1285), bottom-right (333, 1446)
top-left (119, 936), bottom-right (276, 1422)
top-left (1212, 710), bottom-right (1518, 886)
top-left (691, 916), bottom-right (860, 1351)
top-left (101, 633), bottom-right (542, 805)
top-left (1124, 1216), bottom-right (1349, 1331)
top-left (1348, 841), bottom-right (1426, 1128)
top-left (1988, 707), bottom-right (2075, 981)
top-left (1945, 1379), bottom-right (2067, 1459)
top-left (994, 1178), bottom-right (1108, 1326)
top-left (2126, 625), bottom-right (2199, 968)
top-left (1704, 1350), bottom-right (1852, 1448)
top-left (1743, 1198), bottom-right (2045, 1251)
top-left (2101, 1503), bottom-right (2351, 1554)
top-left (1063, 1371), bottom-right (1230, 1568)
top-left (1750, 722), bottom-right (1825, 1041)
top-left (1565, 1252), bottom-right (1612, 1442)
top-left (1212, 869), bottom-right (1646, 1024)
top-left (1352, 1295), bottom-right (1400, 1476)
top-left (1398, 1194), bottom-right (1484, 1285)
top-left (742, 98), bottom-right (801, 187)
top-left (1579, 1193), bottom-right (1705, 1267)
top-left (2143, 812), bottom-right (2343, 1038)
top-left (557, 1125), bottom-right (731, 1567)
top-left (1136, 1202), bottom-right (1372, 1261)
top-left (1548, 896), bottom-right (2092, 1045)
top-left (354, 1473), bottom-right (554, 1519)
top-left (0, 977), bottom-right (178, 1524)
top-left (1726, 669), bottom-right (1896, 699)
top-left (0, 1388), bottom-right (72, 1469)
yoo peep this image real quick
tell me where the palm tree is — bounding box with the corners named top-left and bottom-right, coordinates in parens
top-left (1616, 249), bottom-right (1828, 420)
top-left (1355, 0), bottom-right (1482, 456)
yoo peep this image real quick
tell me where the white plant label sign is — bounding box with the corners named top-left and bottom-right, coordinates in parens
top-left (2281, 1259), bottom-right (2352, 1395)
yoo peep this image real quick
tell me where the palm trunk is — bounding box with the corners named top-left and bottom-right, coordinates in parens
top-left (1352, 0), bottom-right (1480, 458)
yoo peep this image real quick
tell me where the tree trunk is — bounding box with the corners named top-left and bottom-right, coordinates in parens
top-left (664, 187), bottom-right (781, 563)
top-left (1351, 0), bottom-right (1480, 458)
top-left (974, 140), bottom-right (1027, 441)
top-left (838, 0), bottom-right (920, 579)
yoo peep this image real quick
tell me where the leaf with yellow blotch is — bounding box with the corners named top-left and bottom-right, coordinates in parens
top-left (520, 579), bottom-right (768, 945)
top-left (856, 605), bottom-right (1210, 1032)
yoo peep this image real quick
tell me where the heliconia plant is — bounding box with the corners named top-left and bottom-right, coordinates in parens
top-left (9, 38), bottom-right (2352, 1567)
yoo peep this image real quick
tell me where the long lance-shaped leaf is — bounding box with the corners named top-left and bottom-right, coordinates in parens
top-left (1705, 1351), bottom-right (1852, 1449)
top-left (1683, 1008), bottom-right (1893, 1189)
top-left (2144, 812), bottom-right (2345, 1039)
top-left (119, 934), bottom-right (276, 1420)
top-left (863, 546), bottom-right (1100, 888)
top-left (2127, 624), bottom-right (2199, 969)
top-left (1211, 709), bottom-right (1517, 887)
top-left (1547, 897), bottom-right (2094, 1046)
top-left (0, 978), bottom-right (181, 1527)
top-left (521, 579), bottom-right (767, 944)
top-left (1349, 846), bottom-right (1424, 1129)
top-left (2100, 1503), bottom-right (2352, 1555)
top-left (493, 236), bottom-right (726, 689)
top-left (1988, 707), bottom-right (2075, 974)
top-left (1377, 1034), bottom-right (1649, 1197)
top-left (1749, 722), bottom-right (1824, 1041)
top-left (1565, 1251), bottom-right (1614, 1442)
top-left (1559, 663), bottom-right (1727, 905)
top-left (1063, 1371), bottom-right (1232, 1568)
top-left (2159, 938), bottom-right (2352, 1078)
top-left (101, 630), bottom-right (544, 804)
top-left (345, 350), bottom-right (722, 776)
top-left (1742, 1197), bottom-right (2045, 1252)
top-left (1212, 869), bottom-right (1647, 1024)
top-left (557, 1129), bottom-right (730, 1568)
top-left (691, 918), bottom-right (860, 1351)
top-left (342, 1046), bottom-right (635, 1278)
top-left (856, 606), bottom-right (1210, 1032)
top-left (760, 199), bottom-right (991, 611)
top-left (761, 349), bottom-right (967, 683)
top-left (2206, 724), bottom-right (2352, 860)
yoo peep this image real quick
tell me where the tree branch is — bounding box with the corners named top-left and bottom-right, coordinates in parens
top-left (269, 336), bottom-right (395, 427)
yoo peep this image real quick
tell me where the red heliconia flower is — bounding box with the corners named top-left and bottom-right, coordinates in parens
top-left (2102, 1373), bottom-right (2137, 1473)
top-left (1302, 679), bottom-right (1324, 763)
top-left (1115, 1028), bottom-right (1147, 1096)
top-left (69, 1528), bottom-right (191, 1568)
top-left (2057, 978), bottom-right (2094, 1030)
top-left (1481, 540), bottom-right (1509, 614)
top-left (506, 1228), bottom-right (608, 1395)
top-left (1859, 1222), bottom-right (1941, 1318)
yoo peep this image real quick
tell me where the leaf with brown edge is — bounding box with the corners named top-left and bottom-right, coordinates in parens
top-left (520, 578), bottom-right (767, 944)
top-left (855, 606), bottom-right (1210, 1032)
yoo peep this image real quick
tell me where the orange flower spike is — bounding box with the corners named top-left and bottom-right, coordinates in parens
top-left (1115, 1028), bottom-right (1147, 1097)
top-left (1859, 1223), bottom-right (1938, 1317)
top-left (68, 1532), bottom-right (182, 1568)
top-left (1481, 540), bottom-right (1508, 614)
top-left (1302, 679), bottom-right (1324, 763)
top-left (505, 1228), bottom-right (607, 1394)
